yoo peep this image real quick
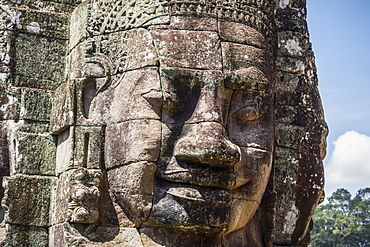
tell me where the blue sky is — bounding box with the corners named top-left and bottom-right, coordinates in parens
top-left (306, 0), bottom-right (370, 197)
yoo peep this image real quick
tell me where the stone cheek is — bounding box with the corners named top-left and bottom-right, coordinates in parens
top-left (105, 120), bottom-right (161, 170)
top-left (107, 162), bottom-right (157, 227)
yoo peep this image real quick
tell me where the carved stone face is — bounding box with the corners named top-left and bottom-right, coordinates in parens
top-left (66, 15), bottom-right (275, 235)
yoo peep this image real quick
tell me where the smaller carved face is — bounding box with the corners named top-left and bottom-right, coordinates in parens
top-left (68, 169), bottom-right (102, 224)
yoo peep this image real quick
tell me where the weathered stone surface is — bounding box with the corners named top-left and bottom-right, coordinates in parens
top-left (3, 224), bottom-right (48, 247)
top-left (151, 29), bottom-right (222, 70)
top-left (50, 82), bottom-right (75, 133)
top-left (148, 181), bottom-right (231, 227)
top-left (2, 175), bottom-right (56, 226)
top-left (73, 126), bottom-right (104, 169)
top-left (273, 2), bottom-right (328, 246)
top-left (13, 34), bottom-right (67, 86)
top-left (169, 16), bottom-right (217, 31)
top-left (15, 133), bottom-right (56, 175)
top-left (50, 224), bottom-right (144, 247)
top-left (160, 68), bottom-right (231, 124)
top-left (0, 84), bottom-right (19, 121)
top-left (0, 0), bottom-right (327, 246)
top-left (105, 120), bottom-right (161, 169)
top-left (55, 128), bottom-right (74, 174)
top-left (16, 9), bottom-right (69, 38)
top-left (140, 227), bottom-right (222, 247)
top-left (67, 28), bottom-right (159, 80)
top-left (222, 42), bottom-right (273, 81)
top-left (20, 88), bottom-right (52, 121)
top-left (68, 168), bottom-right (102, 224)
top-left (50, 172), bottom-right (70, 225)
top-left (0, 124), bottom-right (10, 176)
top-left (107, 162), bottom-right (157, 227)
top-left (219, 20), bottom-right (268, 49)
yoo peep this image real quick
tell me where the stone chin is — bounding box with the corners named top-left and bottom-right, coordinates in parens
top-left (143, 147), bottom-right (273, 235)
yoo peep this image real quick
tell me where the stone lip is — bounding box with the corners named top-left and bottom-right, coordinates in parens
top-left (156, 179), bottom-right (233, 205)
top-left (157, 167), bottom-right (236, 189)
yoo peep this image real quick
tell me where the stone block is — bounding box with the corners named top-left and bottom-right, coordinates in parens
top-left (50, 172), bottom-right (70, 225)
top-left (73, 126), bottom-right (104, 169)
top-left (15, 9), bottom-right (69, 38)
top-left (147, 180), bottom-right (231, 227)
top-left (17, 121), bottom-right (50, 134)
top-left (50, 82), bottom-right (75, 133)
top-left (275, 6), bottom-right (308, 34)
top-left (169, 16), bottom-right (217, 31)
top-left (228, 96), bottom-right (274, 149)
top-left (275, 123), bottom-right (305, 149)
top-left (99, 28), bottom-right (159, 72)
top-left (105, 68), bottom-right (161, 123)
top-left (3, 224), bottom-right (48, 247)
top-left (20, 88), bottom-right (52, 122)
top-left (0, 124), bottom-right (10, 176)
top-left (55, 128), bottom-right (74, 175)
top-left (140, 227), bottom-right (221, 247)
top-left (0, 84), bottom-right (19, 121)
top-left (274, 182), bottom-right (323, 246)
top-left (49, 224), bottom-right (65, 247)
top-left (74, 69), bottom-right (161, 125)
top-left (274, 182), bottom-right (297, 245)
top-left (68, 28), bottom-right (159, 80)
top-left (151, 29), bottom-right (221, 70)
top-left (17, 0), bottom-right (76, 14)
top-left (13, 75), bottom-right (63, 91)
top-left (222, 42), bottom-right (273, 81)
top-left (15, 133), bottom-right (56, 176)
top-left (105, 120), bottom-right (161, 169)
top-left (49, 224), bottom-right (144, 247)
top-left (296, 151), bottom-right (324, 190)
top-left (275, 105), bottom-right (313, 127)
top-left (55, 126), bottom-right (104, 174)
top-left (2, 175), bottom-right (56, 226)
top-left (276, 54), bottom-right (308, 75)
top-left (219, 20), bottom-right (267, 50)
top-left (274, 147), bottom-right (299, 185)
top-left (278, 31), bottom-right (310, 57)
top-left (69, 1), bottom-right (89, 49)
top-left (13, 33), bottom-right (67, 85)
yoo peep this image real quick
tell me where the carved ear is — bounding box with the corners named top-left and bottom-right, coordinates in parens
top-left (84, 54), bottom-right (113, 94)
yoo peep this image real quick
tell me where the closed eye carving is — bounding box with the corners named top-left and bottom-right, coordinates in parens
top-left (228, 91), bottom-right (267, 124)
top-left (229, 104), bottom-right (266, 124)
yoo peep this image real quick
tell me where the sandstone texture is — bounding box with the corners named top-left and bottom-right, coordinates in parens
top-left (0, 0), bottom-right (326, 246)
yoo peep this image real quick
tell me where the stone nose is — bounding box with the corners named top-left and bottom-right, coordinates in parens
top-left (173, 122), bottom-right (240, 167)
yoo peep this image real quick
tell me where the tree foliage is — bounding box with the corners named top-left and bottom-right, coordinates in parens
top-left (310, 188), bottom-right (370, 247)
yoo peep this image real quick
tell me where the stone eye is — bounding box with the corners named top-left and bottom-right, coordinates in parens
top-left (229, 91), bottom-right (267, 124)
top-left (230, 104), bottom-right (266, 124)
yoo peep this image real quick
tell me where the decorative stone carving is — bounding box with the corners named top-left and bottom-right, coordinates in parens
top-left (68, 169), bottom-right (102, 224)
top-left (0, 0), bottom-right (327, 246)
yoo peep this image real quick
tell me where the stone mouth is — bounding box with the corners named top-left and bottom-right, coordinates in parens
top-left (162, 182), bottom-right (233, 204)
top-left (157, 168), bottom-right (236, 189)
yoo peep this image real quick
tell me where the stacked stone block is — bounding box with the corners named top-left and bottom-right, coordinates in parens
top-left (0, 0), bottom-right (80, 245)
top-left (273, 0), bottom-right (327, 246)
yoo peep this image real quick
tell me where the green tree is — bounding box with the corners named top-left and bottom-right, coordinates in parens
top-left (310, 188), bottom-right (370, 247)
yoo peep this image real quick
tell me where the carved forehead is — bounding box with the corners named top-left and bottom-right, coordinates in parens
top-left (86, 0), bottom-right (276, 41)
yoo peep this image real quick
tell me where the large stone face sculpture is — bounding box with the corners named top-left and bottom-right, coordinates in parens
top-left (0, 0), bottom-right (327, 246)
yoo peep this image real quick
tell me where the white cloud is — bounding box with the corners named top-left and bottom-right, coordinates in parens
top-left (325, 130), bottom-right (370, 198)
